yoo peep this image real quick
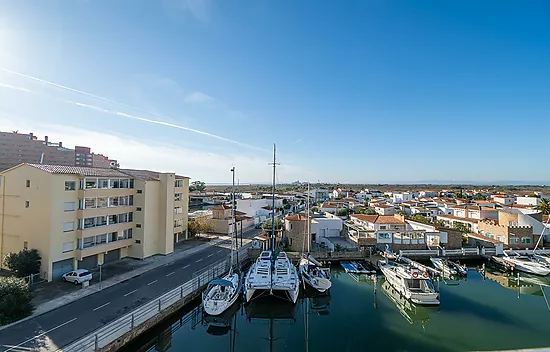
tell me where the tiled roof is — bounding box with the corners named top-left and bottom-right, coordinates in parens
top-left (437, 214), bottom-right (479, 223)
top-left (285, 214), bottom-right (310, 221)
top-left (375, 204), bottom-right (393, 208)
top-left (25, 164), bottom-right (129, 177)
top-left (375, 216), bottom-right (405, 224)
top-left (119, 168), bottom-right (189, 181)
top-left (351, 214), bottom-right (378, 223)
top-left (466, 232), bottom-right (503, 244)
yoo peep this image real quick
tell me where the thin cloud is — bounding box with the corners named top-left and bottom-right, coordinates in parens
top-left (0, 82), bottom-right (33, 93)
top-left (293, 139), bottom-right (303, 144)
top-left (184, 91), bottom-right (214, 103)
top-left (0, 68), bottom-right (266, 152)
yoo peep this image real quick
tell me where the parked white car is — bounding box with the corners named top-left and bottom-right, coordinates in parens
top-left (62, 269), bottom-right (92, 284)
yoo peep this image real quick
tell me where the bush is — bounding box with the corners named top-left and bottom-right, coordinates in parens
top-left (0, 277), bottom-right (33, 325)
top-left (336, 208), bottom-right (350, 216)
top-left (3, 249), bottom-right (41, 277)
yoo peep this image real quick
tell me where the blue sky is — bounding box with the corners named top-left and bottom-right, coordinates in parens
top-left (0, 0), bottom-right (549, 184)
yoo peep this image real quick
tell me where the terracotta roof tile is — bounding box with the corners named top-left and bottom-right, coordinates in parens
top-left (26, 164), bottom-right (129, 177)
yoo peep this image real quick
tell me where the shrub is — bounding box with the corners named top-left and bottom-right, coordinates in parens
top-left (3, 249), bottom-right (41, 277)
top-left (0, 277), bottom-right (33, 325)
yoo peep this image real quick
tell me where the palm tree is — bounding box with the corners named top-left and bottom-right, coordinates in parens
top-left (535, 198), bottom-right (550, 215)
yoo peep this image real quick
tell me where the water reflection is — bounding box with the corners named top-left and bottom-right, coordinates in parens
top-left (484, 267), bottom-right (550, 297)
top-left (203, 300), bottom-right (241, 336)
top-left (380, 280), bottom-right (438, 328)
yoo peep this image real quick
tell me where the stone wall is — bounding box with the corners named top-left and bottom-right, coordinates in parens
top-left (444, 229), bottom-right (463, 249)
top-left (285, 219), bottom-right (308, 252)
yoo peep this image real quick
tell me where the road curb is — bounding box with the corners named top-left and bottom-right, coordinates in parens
top-left (0, 236), bottom-right (231, 332)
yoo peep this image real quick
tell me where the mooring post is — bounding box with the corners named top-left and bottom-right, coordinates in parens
top-left (94, 334), bottom-right (99, 351)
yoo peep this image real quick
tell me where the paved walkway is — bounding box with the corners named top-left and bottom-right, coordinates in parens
top-left (0, 234), bottom-right (233, 332)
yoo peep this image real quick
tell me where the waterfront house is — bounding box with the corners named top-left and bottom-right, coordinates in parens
top-left (477, 209), bottom-right (543, 248)
top-left (436, 214), bottom-right (479, 232)
top-left (284, 213), bottom-right (344, 252)
top-left (0, 163), bottom-right (190, 281)
top-left (492, 195), bottom-right (515, 206)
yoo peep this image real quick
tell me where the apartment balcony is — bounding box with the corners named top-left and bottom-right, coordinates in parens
top-left (77, 222), bottom-right (133, 239)
top-left (78, 188), bottom-right (136, 198)
top-left (75, 238), bottom-right (133, 260)
top-left (77, 205), bottom-right (137, 218)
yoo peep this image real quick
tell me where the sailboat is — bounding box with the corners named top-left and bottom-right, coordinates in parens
top-left (203, 167), bottom-right (242, 316)
top-left (298, 183), bottom-right (332, 293)
top-left (245, 144), bottom-right (300, 303)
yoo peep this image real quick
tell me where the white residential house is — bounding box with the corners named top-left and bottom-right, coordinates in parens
top-left (309, 189), bottom-right (330, 203)
top-left (492, 195), bottom-right (515, 206)
top-left (366, 189), bottom-right (384, 197)
top-left (452, 206), bottom-right (498, 220)
top-left (236, 198), bottom-right (283, 223)
top-left (419, 191), bottom-right (438, 198)
top-left (375, 204), bottom-right (396, 215)
top-left (311, 213), bottom-right (343, 250)
top-left (392, 192), bottom-right (413, 204)
top-left (516, 196), bottom-right (541, 207)
top-left (355, 191), bottom-right (372, 202)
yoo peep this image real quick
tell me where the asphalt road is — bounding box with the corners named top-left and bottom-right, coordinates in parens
top-left (0, 229), bottom-right (260, 352)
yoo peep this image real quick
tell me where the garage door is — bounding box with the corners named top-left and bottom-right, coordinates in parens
top-left (52, 258), bottom-right (74, 280)
top-left (104, 249), bottom-right (120, 264)
top-left (78, 255), bottom-right (98, 270)
top-left (318, 229), bottom-right (326, 238)
top-left (327, 229), bottom-right (340, 237)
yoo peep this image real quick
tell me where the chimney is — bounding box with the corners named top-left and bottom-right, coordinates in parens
top-left (45, 136), bottom-right (48, 143)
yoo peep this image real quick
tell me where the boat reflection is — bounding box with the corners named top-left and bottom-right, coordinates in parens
top-left (203, 299), bottom-right (241, 336)
top-left (484, 267), bottom-right (550, 297)
top-left (381, 281), bottom-right (438, 327)
top-left (303, 286), bottom-right (331, 315)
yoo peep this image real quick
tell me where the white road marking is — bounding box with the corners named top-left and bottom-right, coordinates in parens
top-left (4, 318), bottom-right (77, 351)
top-left (207, 254), bottom-right (213, 258)
top-left (166, 272), bottom-right (175, 277)
top-left (124, 289), bottom-right (137, 297)
top-left (148, 280), bottom-right (158, 286)
top-left (196, 258), bottom-right (203, 263)
top-left (93, 302), bottom-right (110, 311)
top-left (183, 264), bottom-right (190, 269)
top-left (217, 250), bottom-right (223, 254)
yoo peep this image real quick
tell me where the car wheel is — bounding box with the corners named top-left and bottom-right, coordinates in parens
top-left (62, 277), bottom-right (66, 282)
top-left (74, 280), bottom-right (79, 285)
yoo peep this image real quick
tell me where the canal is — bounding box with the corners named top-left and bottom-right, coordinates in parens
top-left (121, 265), bottom-right (550, 352)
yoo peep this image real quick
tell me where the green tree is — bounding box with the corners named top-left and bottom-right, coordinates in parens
top-left (262, 218), bottom-right (284, 234)
top-left (452, 222), bottom-right (470, 234)
top-left (187, 217), bottom-right (214, 237)
top-left (189, 180), bottom-right (206, 193)
top-left (410, 214), bottom-right (431, 224)
top-left (311, 206), bottom-right (320, 213)
top-left (3, 249), bottom-right (41, 277)
top-left (336, 208), bottom-right (350, 216)
top-left (334, 244), bottom-right (342, 252)
top-left (0, 277), bottom-right (33, 325)
top-left (535, 198), bottom-right (550, 215)
top-left (364, 208), bottom-right (377, 215)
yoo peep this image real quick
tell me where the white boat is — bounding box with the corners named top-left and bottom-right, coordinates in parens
top-left (379, 260), bottom-right (440, 305)
top-left (272, 251), bottom-right (300, 303)
top-left (532, 254), bottom-right (550, 267)
top-left (499, 252), bottom-right (550, 276)
top-left (299, 255), bottom-right (332, 293)
top-left (245, 250), bottom-right (273, 302)
top-left (203, 167), bottom-right (241, 316)
top-left (244, 145), bottom-right (300, 304)
top-left (298, 182), bottom-right (332, 293)
top-left (430, 257), bottom-right (457, 276)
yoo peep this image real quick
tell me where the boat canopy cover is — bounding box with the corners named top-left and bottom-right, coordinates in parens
top-left (209, 279), bottom-right (233, 287)
top-left (307, 254), bottom-right (323, 267)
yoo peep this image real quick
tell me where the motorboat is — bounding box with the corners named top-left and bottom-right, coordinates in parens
top-left (532, 254), bottom-right (550, 268)
top-left (202, 167), bottom-right (242, 316)
top-left (341, 261), bottom-right (375, 274)
top-left (272, 251), bottom-right (300, 303)
top-left (496, 252), bottom-right (550, 276)
top-left (379, 260), bottom-right (440, 305)
top-left (430, 257), bottom-right (457, 276)
top-left (299, 255), bottom-right (331, 293)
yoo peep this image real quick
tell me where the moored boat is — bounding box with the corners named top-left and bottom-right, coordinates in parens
top-left (379, 260), bottom-right (440, 305)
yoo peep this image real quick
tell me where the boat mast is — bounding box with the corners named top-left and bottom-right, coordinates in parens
top-left (269, 144), bottom-right (277, 251)
top-left (231, 167), bottom-right (236, 273)
top-left (307, 182), bottom-right (310, 254)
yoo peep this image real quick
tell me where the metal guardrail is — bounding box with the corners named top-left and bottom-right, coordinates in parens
top-left (399, 249), bottom-right (440, 256)
top-left (58, 254), bottom-right (245, 352)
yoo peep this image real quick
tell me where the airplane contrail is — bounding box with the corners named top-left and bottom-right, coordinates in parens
top-left (0, 67), bottom-right (265, 151)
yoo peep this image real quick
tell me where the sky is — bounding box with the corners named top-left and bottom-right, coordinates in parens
top-left (0, 0), bottom-right (549, 184)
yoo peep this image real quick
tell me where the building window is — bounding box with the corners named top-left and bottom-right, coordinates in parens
top-left (85, 178), bottom-right (97, 189)
top-left (26, 180), bottom-right (31, 187)
top-left (23, 241), bottom-right (28, 250)
top-left (84, 217), bottom-right (96, 229)
top-left (25, 200), bottom-right (30, 208)
top-left (509, 236), bottom-right (520, 244)
top-left (63, 221), bottom-right (74, 232)
top-left (378, 233), bottom-right (390, 239)
top-left (85, 198), bottom-right (97, 209)
top-left (137, 190), bottom-right (143, 194)
top-left (97, 234), bottom-right (107, 244)
top-left (97, 197), bottom-right (108, 208)
top-left (98, 179), bottom-right (109, 189)
top-left (64, 202), bottom-right (75, 212)
top-left (136, 207), bottom-right (142, 211)
top-left (175, 180), bottom-right (184, 188)
top-left (175, 193), bottom-right (182, 201)
top-left (129, 195), bottom-right (134, 205)
top-left (109, 197), bottom-right (119, 207)
top-left (108, 214), bottom-right (118, 224)
top-left (96, 216), bottom-right (107, 227)
top-left (125, 228), bottom-right (133, 239)
top-left (62, 241), bottom-right (74, 253)
top-left (521, 237), bottom-right (532, 244)
top-left (380, 225), bottom-right (387, 230)
top-left (174, 207), bottom-right (183, 214)
top-left (136, 224), bottom-right (142, 228)
top-left (82, 236), bottom-right (95, 248)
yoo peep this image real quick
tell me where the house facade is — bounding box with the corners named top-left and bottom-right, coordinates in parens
top-left (375, 204), bottom-right (396, 215)
top-left (0, 164), bottom-right (189, 281)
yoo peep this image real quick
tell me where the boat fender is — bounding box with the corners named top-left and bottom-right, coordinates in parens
top-left (423, 272), bottom-right (429, 278)
top-left (412, 272), bottom-right (419, 278)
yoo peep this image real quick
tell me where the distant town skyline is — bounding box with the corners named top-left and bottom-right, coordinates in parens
top-left (1, 1), bottom-right (549, 184)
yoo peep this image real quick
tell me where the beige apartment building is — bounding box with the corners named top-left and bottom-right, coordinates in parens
top-left (0, 163), bottom-right (189, 281)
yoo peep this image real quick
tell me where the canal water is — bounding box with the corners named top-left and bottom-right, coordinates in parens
top-left (121, 265), bottom-right (550, 352)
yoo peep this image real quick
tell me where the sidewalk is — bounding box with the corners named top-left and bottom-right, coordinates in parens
top-left (0, 234), bottom-right (233, 332)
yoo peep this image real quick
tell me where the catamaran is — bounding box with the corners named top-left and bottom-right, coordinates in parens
top-left (298, 183), bottom-right (332, 293)
top-left (379, 260), bottom-right (440, 305)
top-left (244, 144), bottom-right (300, 303)
top-left (203, 167), bottom-right (241, 316)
